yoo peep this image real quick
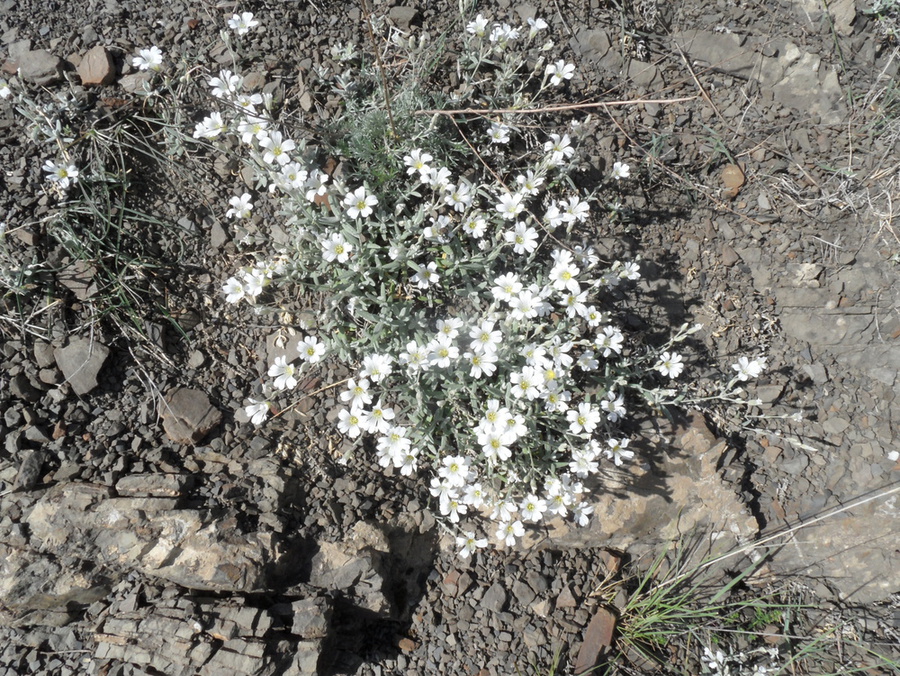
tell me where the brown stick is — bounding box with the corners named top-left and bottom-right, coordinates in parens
top-left (413, 96), bottom-right (697, 117)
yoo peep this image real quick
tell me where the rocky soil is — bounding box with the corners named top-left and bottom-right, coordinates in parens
top-left (1, 0), bottom-right (899, 674)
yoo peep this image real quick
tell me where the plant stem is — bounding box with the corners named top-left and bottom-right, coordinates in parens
top-left (360, 0), bottom-right (398, 138)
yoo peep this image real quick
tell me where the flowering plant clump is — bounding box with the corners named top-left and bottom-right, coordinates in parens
top-left (197, 10), bottom-right (769, 553)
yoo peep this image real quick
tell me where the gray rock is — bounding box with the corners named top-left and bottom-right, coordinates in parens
top-left (290, 597), bottom-right (331, 638)
top-left (114, 473), bottom-right (193, 497)
top-left (25, 483), bottom-right (274, 593)
top-left (118, 72), bottom-right (152, 93)
top-left (9, 373), bottom-right (41, 402)
top-left (54, 337), bottom-right (109, 395)
top-left (77, 45), bottom-right (115, 85)
top-left (387, 6), bottom-right (418, 30)
top-left (767, 500), bottom-right (900, 604)
top-left (159, 387), bottom-right (222, 444)
top-left (8, 39), bottom-right (33, 63)
top-left (18, 49), bottom-right (64, 85)
top-left (14, 450), bottom-right (45, 490)
top-left (822, 417), bottom-right (850, 435)
top-left (482, 582), bottom-right (507, 613)
top-left (571, 29), bottom-right (611, 61)
top-left (512, 579), bottom-right (535, 607)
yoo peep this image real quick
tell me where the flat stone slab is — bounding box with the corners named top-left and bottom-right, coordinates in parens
top-left (18, 49), bottom-right (64, 85)
top-left (765, 496), bottom-right (900, 604)
top-left (54, 337), bottom-right (109, 395)
top-left (160, 387), bottom-right (222, 444)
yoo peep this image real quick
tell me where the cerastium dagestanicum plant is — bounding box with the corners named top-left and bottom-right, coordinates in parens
top-left (194, 5), bottom-right (769, 554)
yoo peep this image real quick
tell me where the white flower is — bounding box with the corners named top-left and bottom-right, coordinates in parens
top-left (399, 341), bottom-right (429, 372)
top-left (340, 378), bottom-right (372, 409)
top-left (469, 320), bottom-right (502, 354)
top-left (456, 531), bottom-right (488, 559)
top-left (550, 260), bottom-right (581, 293)
top-left (544, 133), bottom-right (575, 166)
top-left (268, 355), bottom-right (298, 390)
top-left (234, 91), bottom-right (263, 111)
top-left (360, 400), bottom-right (395, 434)
top-left (492, 273), bottom-right (523, 301)
top-left (489, 23), bottom-right (520, 46)
top-left (132, 46), bottom-right (163, 72)
top-left (605, 438), bottom-right (634, 466)
top-left (478, 428), bottom-right (515, 461)
top-left (566, 402), bottom-right (601, 435)
top-left (462, 213), bottom-right (487, 238)
top-left (656, 351), bottom-right (684, 378)
top-left (546, 60), bottom-right (575, 86)
top-left (504, 222), bottom-right (539, 255)
top-left (572, 501), bottom-right (594, 526)
top-left (491, 500), bottom-right (518, 523)
top-left (466, 14), bottom-right (490, 38)
top-left (544, 201), bottom-right (565, 230)
top-left (527, 16), bottom-right (548, 39)
top-left (428, 335), bottom-right (459, 369)
top-left (601, 390), bottom-right (626, 422)
top-left (244, 398), bottom-right (270, 426)
top-left (403, 148), bottom-right (433, 176)
top-left (397, 448), bottom-right (419, 476)
top-left (228, 12), bottom-right (260, 36)
top-left (208, 70), bottom-right (243, 97)
top-left (304, 170), bottom-right (329, 202)
top-left (343, 186), bottom-right (378, 219)
top-left (377, 425), bottom-right (412, 458)
top-left (511, 366), bottom-right (544, 400)
top-left (515, 170), bottom-right (544, 195)
top-left (464, 350), bottom-right (498, 379)
top-left (322, 232), bottom-right (352, 263)
top-left (43, 160), bottom-right (79, 189)
top-left (519, 494), bottom-right (547, 523)
top-left (437, 317), bottom-right (463, 339)
top-left (222, 276), bottom-right (246, 304)
top-left (563, 196), bottom-right (590, 223)
top-left (226, 193), bottom-right (253, 219)
top-left (518, 344), bottom-right (546, 369)
top-left (463, 483), bottom-right (486, 508)
top-left (438, 455), bottom-right (472, 488)
top-left (360, 353), bottom-right (393, 383)
top-left (298, 336), bottom-right (326, 363)
top-left (577, 349), bottom-right (598, 371)
top-left (612, 161), bottom-right (631, 180)
top-left (496, 192), bottom-right (525, 220)
top-left (411, 261), bottom-right (440, 289)
top-left (619, 261), bottom-right (641, 280)
top-left (596, 326), bottom-right (624, 357)
top-left (442, 496), bottom-right (467, 523)
top-left (0, 79), bottom-right (11, 99)
top-left (238, 116), bottom-right (269, 145)
top-left (193, 112), bottom-right (227, 139)
top-left (242, 270), bottom-right (268, 298)
top-left (542, 384), bottom-right (571, 413)
top-left (488, 121), bottom-right (511, 144)
top-left (337, 407), bottom-right (365, 438)
top-left (425, 166), bottom-right (452, 191)
top-left (496, 520), bottom-right (525, 547)
top-left (259, 131), bottom-right (295, 166)
top-left (733, 356), bottom-right (767, 381)
top-left (444, 181), bottom-right (473, 212)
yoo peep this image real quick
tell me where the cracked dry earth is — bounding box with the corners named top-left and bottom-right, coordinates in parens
top-left (1, 0), bottom-right (899, 675)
